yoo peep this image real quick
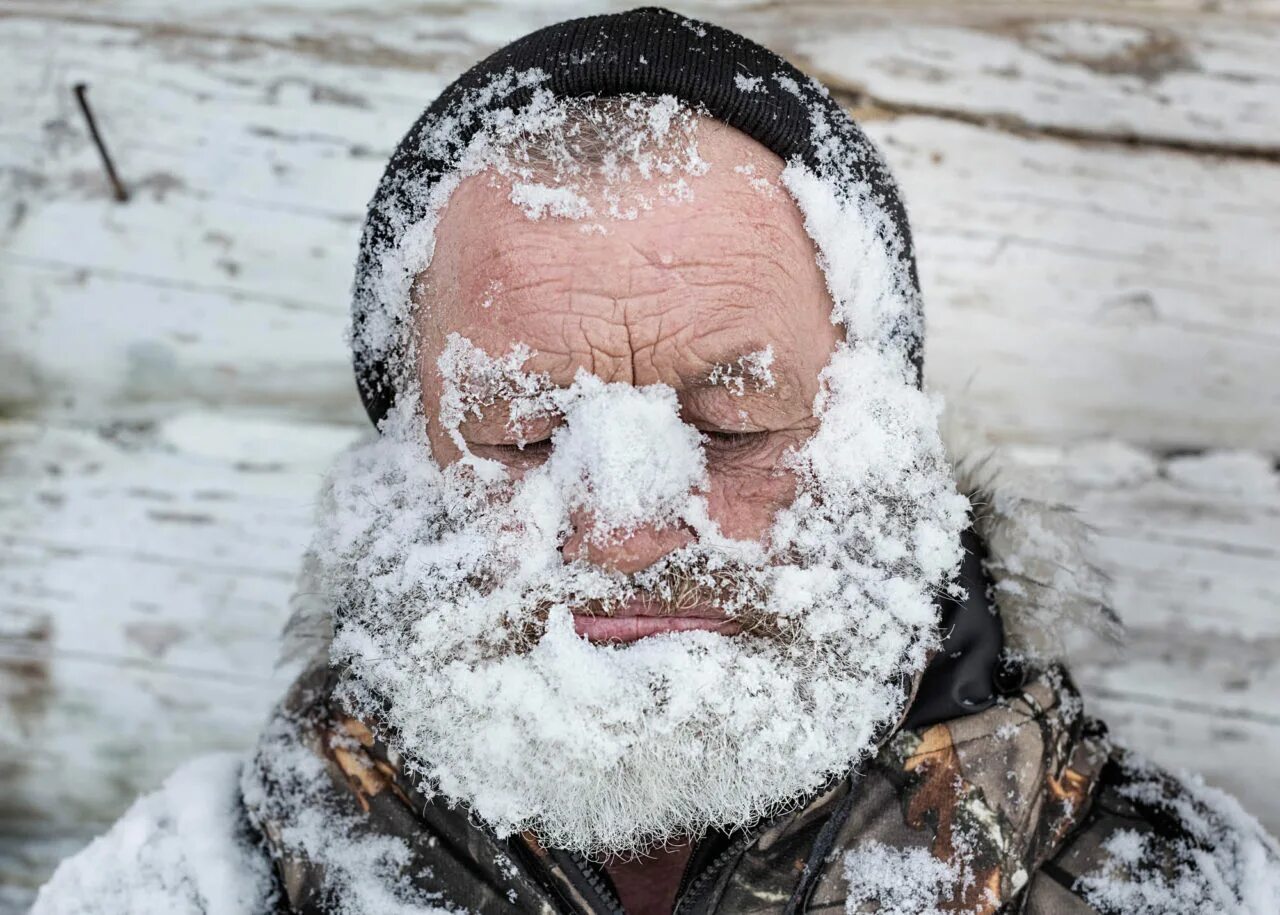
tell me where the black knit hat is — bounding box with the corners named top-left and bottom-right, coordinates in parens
top-left (351, 6), bottom-right (922, 427)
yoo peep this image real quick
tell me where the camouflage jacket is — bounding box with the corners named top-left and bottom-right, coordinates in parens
top-left (240, 663), bottom-right (1280, 914)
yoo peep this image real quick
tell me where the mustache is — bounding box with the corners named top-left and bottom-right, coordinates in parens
top-left (509, 557), bottom-right (788, 649)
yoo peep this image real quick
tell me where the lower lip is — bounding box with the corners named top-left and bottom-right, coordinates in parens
top-left (572, 614), bottom-right (742, 644)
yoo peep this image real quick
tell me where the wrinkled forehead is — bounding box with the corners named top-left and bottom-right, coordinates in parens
top-left (415, 120), bottom-right (839, 398)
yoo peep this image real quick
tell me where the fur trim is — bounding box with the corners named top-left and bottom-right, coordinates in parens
top-left (943, 419), bottom-right (1122, 660)
top-left (278, 545), bottom-right (335, 672)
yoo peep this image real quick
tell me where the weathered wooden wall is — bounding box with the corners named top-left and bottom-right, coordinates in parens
top-left (2, 0), bottom-right (1277, 906)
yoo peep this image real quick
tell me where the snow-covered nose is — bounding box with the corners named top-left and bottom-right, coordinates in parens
top-left (545, 374), bottom-right (707, 545)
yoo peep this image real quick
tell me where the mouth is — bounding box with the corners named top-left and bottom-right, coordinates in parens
top-left (572, 595), bottom-right (742, 644)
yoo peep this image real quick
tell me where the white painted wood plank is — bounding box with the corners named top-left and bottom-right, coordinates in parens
top-left (997, 441), bottom-right (1280, 834)
top-left (4, 14), bottom-right (1279, 450)
top-left (4, 197), bottom-right (358, 313)
top-left (1007, 442), bottom-right (1280, 639)
top-left (11, 1), bottom-right (1280, 149)
top-left (0, 414), bottom-right (362, 836)
top-left (1079, 698), bottom-right (1280, 835)
top-left (0, 836), bottom-right (85, 915)
top-left (877, 115), bottom-right (1280, 452)
top-left (0, 263), bottom-right (362, 419)
top-left (791, 12), bottom-right (1280, 151)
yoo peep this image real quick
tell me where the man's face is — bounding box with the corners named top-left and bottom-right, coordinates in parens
top-left (415, 123), bottom-right (842, 638)
top-left (318, 104), bottom-right (965, 855)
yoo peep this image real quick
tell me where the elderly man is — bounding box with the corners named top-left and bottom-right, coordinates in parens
top-left (33, 8), bottom-right (1279, 915)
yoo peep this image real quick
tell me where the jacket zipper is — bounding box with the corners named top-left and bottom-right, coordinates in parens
top-left (563, 851), bottom-right (627, 915)
top-left (550, 771), bottom-right (858, 915)
top-left (673, 769), bottom-right (863, 915)
top-left (671, 830), bottom-right (758, 915)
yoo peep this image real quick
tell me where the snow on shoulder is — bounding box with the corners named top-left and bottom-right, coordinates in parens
top-left (1076, 752), bottom-right (1280, 915)
top-left (842, 841), bottom-right (979, 914)
top-left (30, 754), bottom-right (275, 915)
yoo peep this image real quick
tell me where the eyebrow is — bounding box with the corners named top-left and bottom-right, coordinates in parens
top-left (684, 346), bottom-right (781, 394)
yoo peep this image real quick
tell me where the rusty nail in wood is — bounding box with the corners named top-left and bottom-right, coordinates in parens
top-left (73, 82), bottom-right (129, 203)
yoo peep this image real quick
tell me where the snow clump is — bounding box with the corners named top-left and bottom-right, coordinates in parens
top-left (1076, 756), bottom-right (1280, 914)
top-left (842, 841), bottom-right (983, 914)
top-left (30, 755), bottom-right (277, 915)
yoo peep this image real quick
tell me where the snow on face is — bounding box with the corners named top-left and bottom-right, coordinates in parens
top-left (707, 345), bottom-right (776, 398)
top-left (317, 85), bottom-right (968, 855)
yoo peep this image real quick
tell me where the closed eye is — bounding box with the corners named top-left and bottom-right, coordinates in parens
top-left (700, 428), bottom-right (768, 453)
top-left (469, 437), bottom-right (553, 463)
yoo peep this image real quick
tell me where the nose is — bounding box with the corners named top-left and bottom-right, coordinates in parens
top-left (561, 510), bottom-right (694, 574)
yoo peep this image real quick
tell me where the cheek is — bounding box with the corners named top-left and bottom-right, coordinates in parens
top-left (702, 464), bottom-right (798, 543)
top-left (425, 413), bottom-right (463, 466)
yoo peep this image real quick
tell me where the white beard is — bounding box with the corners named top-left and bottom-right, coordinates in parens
top-left (312, 343), bottom-right (968, 856)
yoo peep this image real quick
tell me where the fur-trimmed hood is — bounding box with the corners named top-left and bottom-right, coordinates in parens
top-left (945, 424), bottom-right (1119, 662)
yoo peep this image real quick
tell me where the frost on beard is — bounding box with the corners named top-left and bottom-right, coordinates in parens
top-left (311, 77), bottom-right (968, 856)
